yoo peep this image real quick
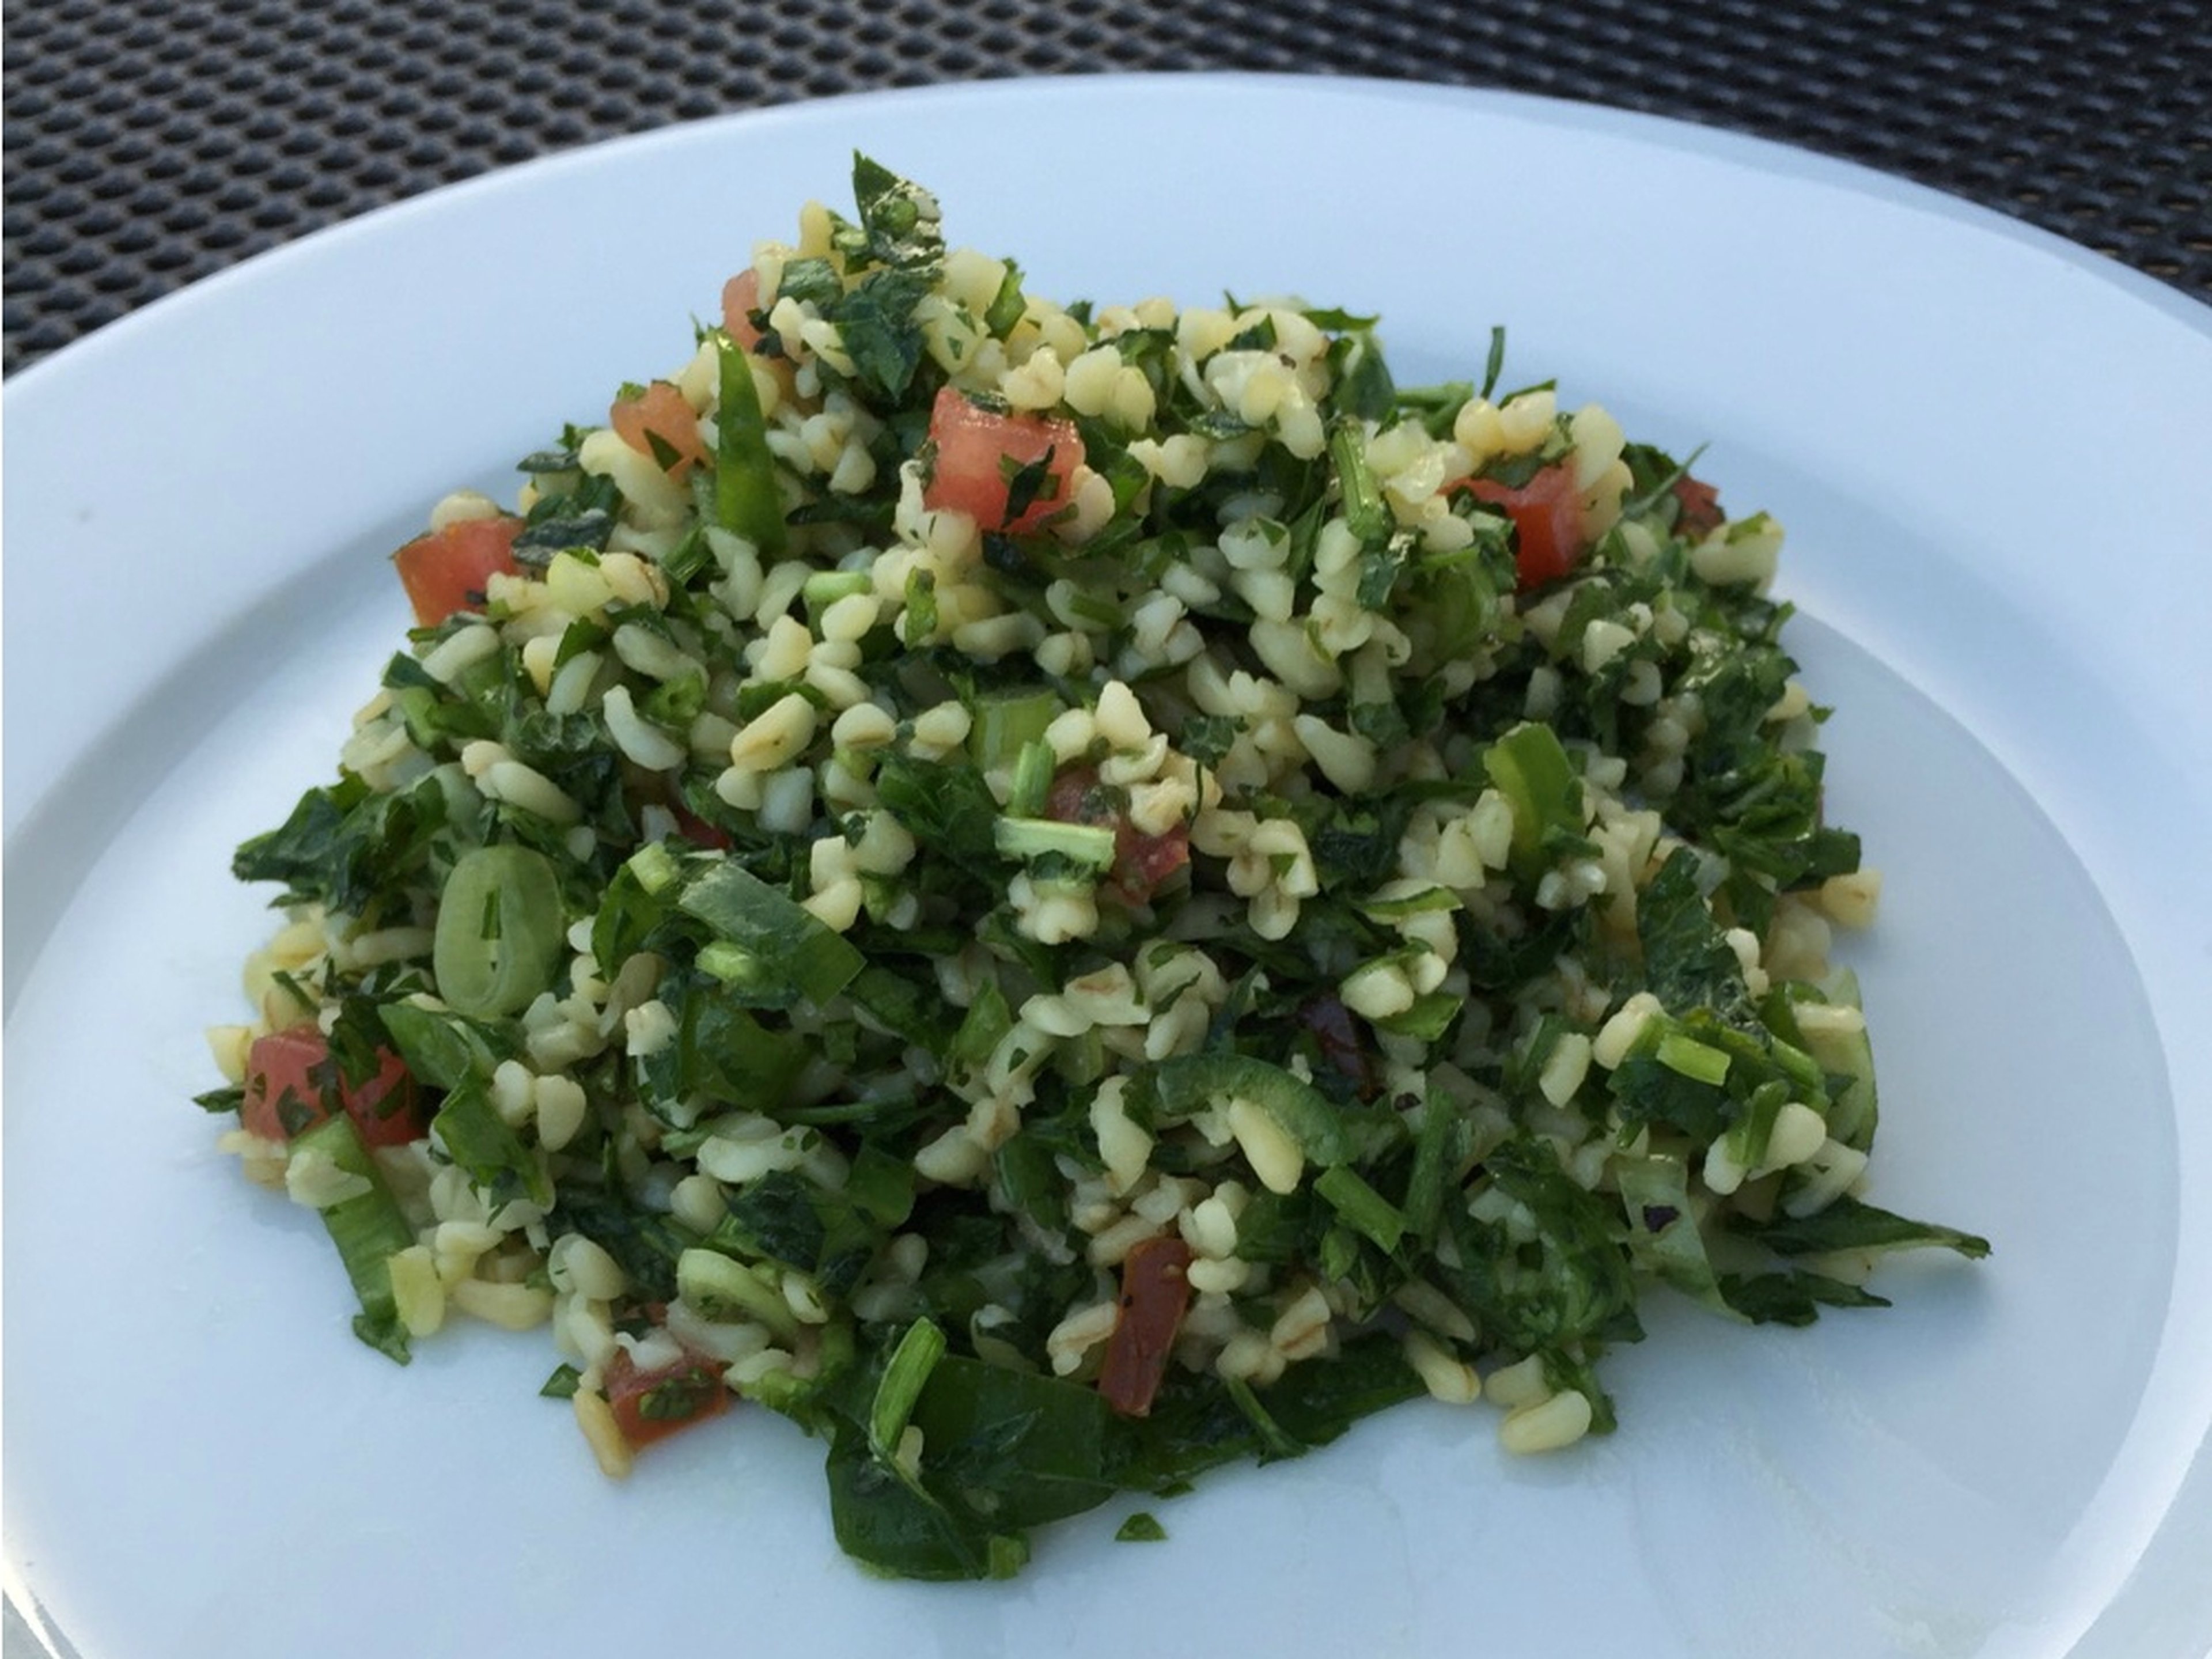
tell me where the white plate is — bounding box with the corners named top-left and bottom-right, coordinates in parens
top-left (7, 74), bottom-right (2211, 1659)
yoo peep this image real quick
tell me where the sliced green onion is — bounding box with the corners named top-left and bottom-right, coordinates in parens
top-left (1724, 1079), bottom-right (1789, 1171)
top-left (715, 336), bottom-right (785, 554)
top-left (1655, 1031), bottom-right (1732, 1086)
top-left (1354, 885), bottom-right (1457, 921)
top-left (624, 840), bottom-right (681, 896)
top-left (1376, 991), bottom-right (1461, 1043)
top-left (677, 1248), bottom-right (801, 1341)
top-left (432, 844), bottom-right (564, 1019)
top-left (870, 1317), bottom-right (948, 1457)
top-left (1316, 1164), bottom-right (1407, 1253)
top-left (993, 817), bottom-right (1115, 870)
top-left (677, 861), bottom-right (864, 1007)
top-left (1153, 1051), bottom-right (1351, 1166)
top-left (1399, 1092), bottom-right (1457, 1243)
top-left (969, 688), bottom-right (1063, 772)
top-left (1005, 737), bottom-right (1057, 819)
top-left (1800, 971), bottom-right (1879, 1150)
top-left (695, 938), bottom-right (770, 990)
top-left (1329, 418), bottom-right (1391, 548)
top-left (293, 1114), bottom-right (416, 1364)
top-left (803, 570), bottom-right (873, 630)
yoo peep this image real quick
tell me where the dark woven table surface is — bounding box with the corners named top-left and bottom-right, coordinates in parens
top-left (6, 0), bottom-right (2210, 378)
top-left (1, 8), bottom-right (2207, 1655)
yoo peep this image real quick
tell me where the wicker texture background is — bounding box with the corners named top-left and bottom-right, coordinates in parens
top-left (5, 0), bottom-right (2210, 374)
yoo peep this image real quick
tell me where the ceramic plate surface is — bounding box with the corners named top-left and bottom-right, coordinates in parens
top-left (7, 74), bottom-right (2210, 1659)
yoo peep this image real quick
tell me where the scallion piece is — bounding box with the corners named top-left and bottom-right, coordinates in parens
top-left (1329, 418), bottom-right (1391, 548)
top-left (677, 1248), bottom-right (801, 1341)
top-left (993, 817), bottom-right (1116, 870)
top-left (1316, 1164), bottom-right (1407, 1253)
top-left (432, 845), bottom-right (565, 1020)
top-left (1153, 1051), bottom-right (1352, 1167)
top-left (802, 570), bottom-right (873, 628)
top-left (677, 861), bottom-right (864, 1007)
top-left (870, 1317), bottom-right (948, 1457)
top-left (1656, 1031), bottom-right (1732, 1086)
top-left (1005, 737), bottom-right (1057, 819)
top-left (625, 839), bottom-right (681, 897)
top-left (292, 1114), bottom-right (417, 1364)
top-left (968, 689), bottom-right (1063, 772)
top-left (715, 336), bottom-right (785, 555)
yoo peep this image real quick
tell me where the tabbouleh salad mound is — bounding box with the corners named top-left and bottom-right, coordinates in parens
top-left (199, 156), bottom-right (1987, 1580)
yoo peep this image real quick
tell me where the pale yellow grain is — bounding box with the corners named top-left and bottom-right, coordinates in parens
top-left (574, 1388), bottom-right (635, 1479)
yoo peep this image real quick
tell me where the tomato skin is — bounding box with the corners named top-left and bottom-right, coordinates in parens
top-left (1097, 1235), bottom-right (1195, 1418)
top-left (1046, 767), bottom-right (1190, 905)
top-left (603, 1345), bottom-right (730, 1450)
top-left (922, 386), bottom-right (1085, 535)
top-left (241, 1026), bottom-right (424, 1147)
top-left (392, 517), bottom-right (522, 627)
top-left (721, 268), bottom-right (766, 352)
top-left (1116, 821), bottom-right (1191, 905)
top-left (1461, 463), bottom-right (1585, 590)
top-left (1672, 474), bottom-right (1724, 540)
top-left (610, 381), bottom-right (709, 479)
top-left (1044, 768), bottom-right (1105, 826)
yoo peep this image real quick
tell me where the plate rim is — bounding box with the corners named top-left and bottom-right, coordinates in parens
top-left (7, 71), bottom-right (2211, 1659)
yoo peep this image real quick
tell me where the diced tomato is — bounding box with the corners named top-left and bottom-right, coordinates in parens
top-left (1672, 474), bottom-right (1724, 540)
top-left (1046, 766), bottom-right (1190, 906)
top-left (922, 385), bottom-right (1085, 535)
top-left (1459, 462), bottom-right (1586, 590)
top-left (611, 381), bottom-right (709, 480)
top-left (1097, 1235), bottom-right (1195, 1418)
top-left (602, 1344), bottom-right (730, 1450)
top-left (721, 268), bottom-right (766, 353)
top-left (241, 1025), bottom-right (424, 1147)
top-left (1116, 821), bottom-right (1191, 904)
top-left (1044, 767), bottom-right (1107, 827)
top-left (392, 516), bottom-right (522, 628)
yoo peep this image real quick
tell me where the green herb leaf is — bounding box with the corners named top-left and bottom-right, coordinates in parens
top-left (541, 1363), bottom-right (583, 1399)
top-left (431, 1079), bottom-right (554, 1211)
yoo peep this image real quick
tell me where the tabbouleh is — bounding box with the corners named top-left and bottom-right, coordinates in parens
top-left (198, 156), bottom-right (1987, 1580)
